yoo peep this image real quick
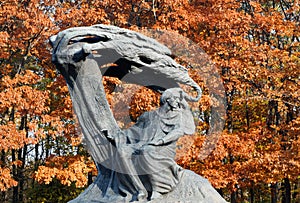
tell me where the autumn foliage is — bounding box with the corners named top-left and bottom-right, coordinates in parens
top-left (0, 0), bottom-right (299, 202)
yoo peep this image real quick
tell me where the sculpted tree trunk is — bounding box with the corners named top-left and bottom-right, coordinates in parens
top-left (51, 24), bottom-right (226, 203)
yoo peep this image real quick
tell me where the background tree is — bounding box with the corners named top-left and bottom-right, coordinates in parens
top-left (0, 0), bottom-right (299, 202)
top-left (0, 1), bottom-right (96, 202)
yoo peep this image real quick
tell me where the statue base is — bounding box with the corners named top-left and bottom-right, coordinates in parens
top-left (69, 169), bottom-right (227, 203)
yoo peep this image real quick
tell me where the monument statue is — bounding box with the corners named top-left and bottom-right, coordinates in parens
top-left (50, 24), bottom-right (227, 202)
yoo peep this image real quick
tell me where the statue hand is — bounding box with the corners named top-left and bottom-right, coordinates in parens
top-left (119, 144), bottom-right (137, 155)
top-left (148, 138), bottom-right (164, 146)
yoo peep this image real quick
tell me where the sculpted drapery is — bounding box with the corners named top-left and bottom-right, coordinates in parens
top-left (111, 88), bottom-right (196, 201)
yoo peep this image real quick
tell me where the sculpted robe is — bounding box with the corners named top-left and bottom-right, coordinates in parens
top-left (120, 103), bottom-right (195, 194)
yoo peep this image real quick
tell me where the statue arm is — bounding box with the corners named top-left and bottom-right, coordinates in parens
top-left (147, 128), bottom-right (183, 146)
top-left (162, 128), bottom-right (184, 144)
top-left (149, 110), bottom-right (195, 146)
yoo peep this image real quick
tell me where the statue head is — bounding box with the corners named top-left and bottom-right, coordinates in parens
top-left (160, 88), bottom-right (188, 112)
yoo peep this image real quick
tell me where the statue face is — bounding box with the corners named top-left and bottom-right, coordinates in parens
top-left (165, 94), bottom-right (182, 111)
top-left (160, 88), bottom-right (185, 113)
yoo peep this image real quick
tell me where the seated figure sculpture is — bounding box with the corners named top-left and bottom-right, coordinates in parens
top-left (109, 88), bottom-right (195, 201)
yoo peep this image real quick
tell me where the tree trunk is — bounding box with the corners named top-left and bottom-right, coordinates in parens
top-left (46, 135), bottom-right (50, 158)
top-left (240, 188), bottom-right (244, 201)
top-left (217, 188), bottom-right (224, 197)
top-left (230, 191), bottom-right (236, 203)
top-left (17, 116), bottom-right (27, 203)
top-left (293, 181), bottom-right (298, 203)
top-left (267, 100), bottom-right (276, 128)
top-left (271, 183), bottom-right (278, 203)
top-left (88, 172), bottom-right (93, 186)
top-left (0, 149), bottom-right (5, 203)
top-left (282, 178), bottom-right (291, 203)
top-left (250, 187), bottom-right (254, 203)
top-left (12, 149), bottom-right (18, 203)
top-left (34, 143), bottom-right (39, 170)
top-left (245, 89), bottom-right (250, 130)
top-left (17, 148), bottom-right (24, 203)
